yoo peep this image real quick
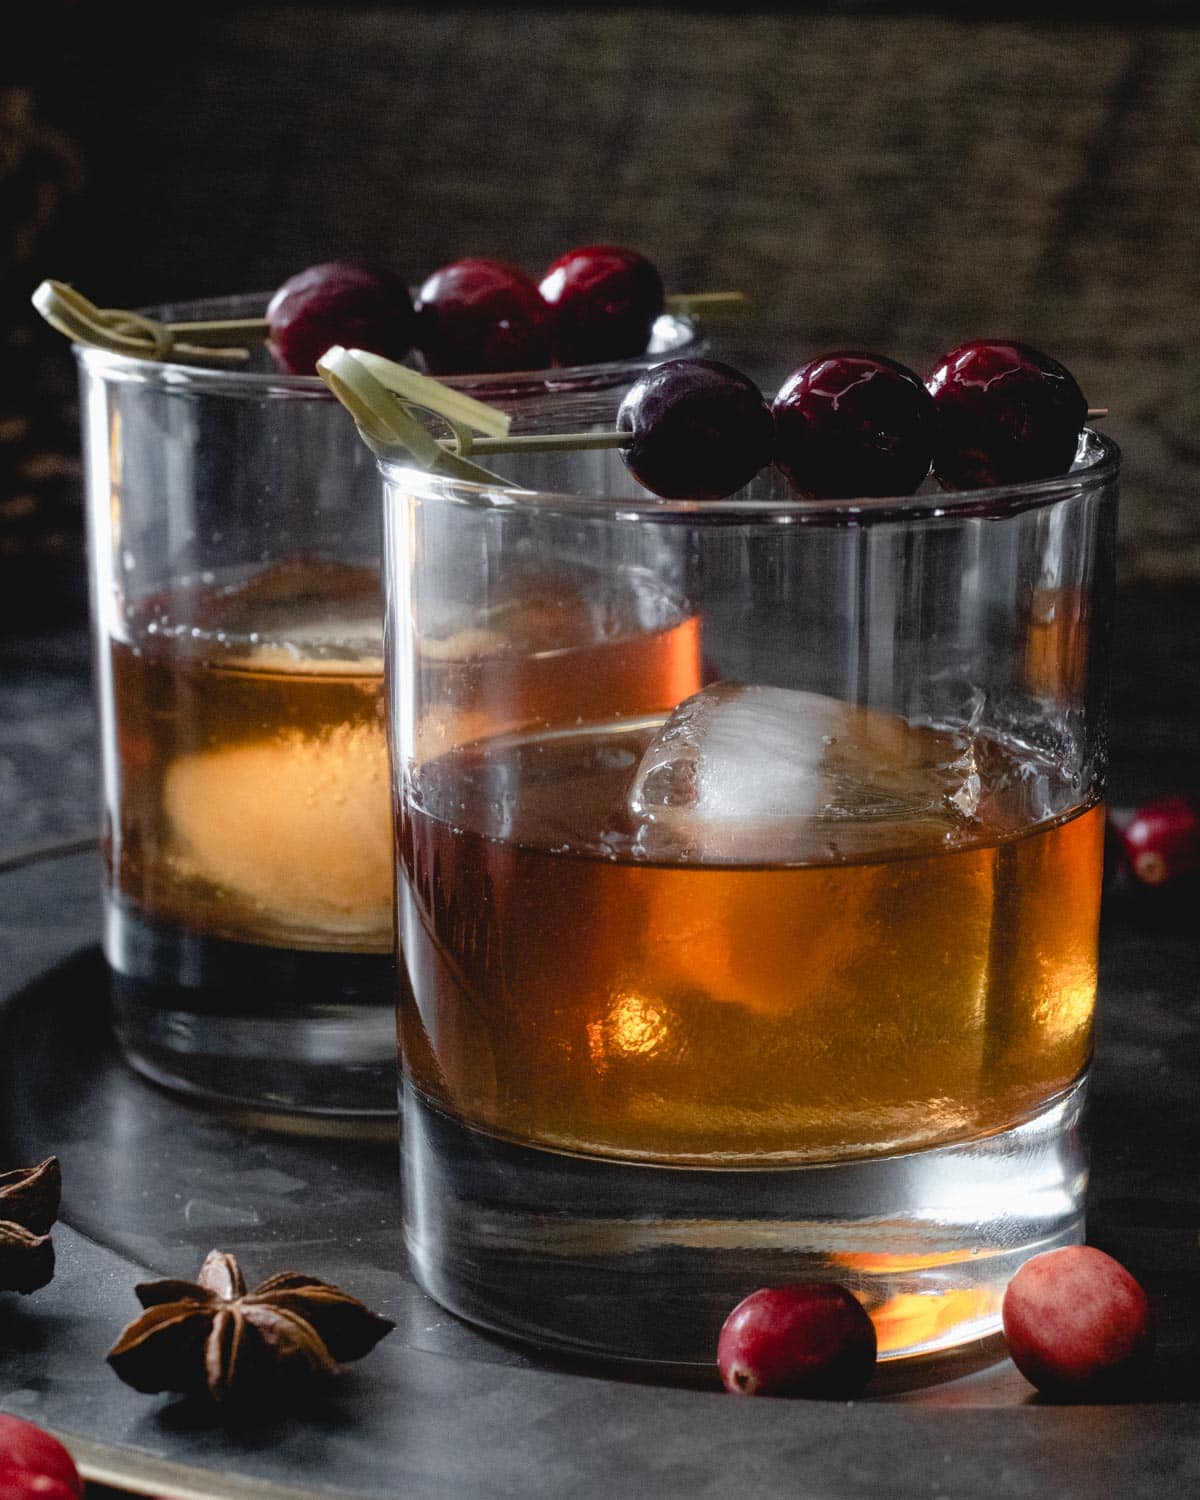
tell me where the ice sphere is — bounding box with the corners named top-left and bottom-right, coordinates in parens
top-left (628, 682), bottom-right (980, 861)
top-left (164, 722), bottom-right (391, 934)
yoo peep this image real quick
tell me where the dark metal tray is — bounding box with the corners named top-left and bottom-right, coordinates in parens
top-left (2, 843), bottom-right (1198, 1498)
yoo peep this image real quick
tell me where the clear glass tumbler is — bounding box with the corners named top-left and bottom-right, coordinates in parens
top-left (382, 426), bottom-right (1119, 1365)
top-left (80, 296), bottom-right (701, 1116)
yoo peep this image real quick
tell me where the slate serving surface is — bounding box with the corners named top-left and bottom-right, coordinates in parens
top-left (0, 845), bottom-right (1198, 1498)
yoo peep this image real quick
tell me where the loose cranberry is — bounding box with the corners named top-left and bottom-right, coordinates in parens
top-left (538, 244), bottom-right (664, 365)
top-left (716, 1283), bottom-right (877, 1398)
top-left (0, 1469), bottom-right (78, 1500)
top-left (1119, 794), bottom-right (1200, 888)
top-left (617, 358), bottom-right (774, 501)
top-left (772, 352), bottom-right (936, 499)
top-left (415, 258), bottom-right (554, 375)
top-left (266, 260), bottom-right (416, 375)
top-left (0, 1416), bottom-right (82, 1500)
top-left (1001, 1246), bottom-right (1155, 1398)
top-left (926, 339), bottom-right (1088, 489)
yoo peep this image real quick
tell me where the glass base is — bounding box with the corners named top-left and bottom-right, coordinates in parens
top-left (403, 1079), bottom-right (1088, 1369)
top-left (106, 897), bottom-right (398, 1117)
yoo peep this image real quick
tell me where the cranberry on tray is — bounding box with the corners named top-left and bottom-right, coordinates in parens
top-left (717, 1282), bottom-right (878, 1398)
top-left (0, 1415), bottom-right (82, 1500)
top-left (772, 351), bottom-right (936, 499)
top-left (266, 260), bottom-right (416, 376)
top-left (1118, 794), bottom-right (1200, 888)
top-left (616, 358), bottom-right (775, 501)
top-left (415, 257), bottom-right (554, 376)
top-left (538, 244), bottom-right (665, 366)
top-left (1001, 1246), bottom-right (1155, 1398)
top-left (926, 339), bottom-right (1089, 489)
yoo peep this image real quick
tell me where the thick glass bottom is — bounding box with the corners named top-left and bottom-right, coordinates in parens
top-left (105, 896), bottom-right (398, 1116)
top-left (403, 1077), bottom-right (1088, 1369)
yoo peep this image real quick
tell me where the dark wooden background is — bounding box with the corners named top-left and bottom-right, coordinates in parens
top-left (4, 4), bottom-right (1200, 617)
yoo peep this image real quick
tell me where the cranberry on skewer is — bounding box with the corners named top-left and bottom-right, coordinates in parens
top-left (539, 244), bottom-right (665, 366)
top-left (415, 258), bottom-right (554, 376)
top-left (926, 339), bottom-right (1089, 490)
top-left (266, 260), bottom-right (416, 375)
top-left (772, 351), bottom-right (936, 499)
top-left (617, 358), bottom-right (774, 501)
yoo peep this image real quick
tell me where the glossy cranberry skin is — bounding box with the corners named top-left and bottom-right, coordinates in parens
top-left (415, 258), bottom-right (554, 375)
top-left (717, 1283), bottom-right (877, 1398)
top-left (266, 260), bottom-right (416, 375)
top-left (0, 1416), bottom-right (82, 1500)
top-left (617, 358), bottom-right (774, 501)
top-left (1118, 794), bottom-right (1200, 888)
top-left (772, 352), bottom-right (935, 499)
top-left (926, 340), bottom-right (1088, 489)
top-left (538, 244), bottom-right (664, 365)
top-left (1002, 1246), bottom-right (1155, 1397)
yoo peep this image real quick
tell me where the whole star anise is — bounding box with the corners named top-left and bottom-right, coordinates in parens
top-left (0, 1157), bottom-right (60, 1294)
top-left (107, 1249), bottom-right (395, 1405)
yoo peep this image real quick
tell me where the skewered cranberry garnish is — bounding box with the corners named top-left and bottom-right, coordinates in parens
top-left (926, 339), bottom-right (1089, 489)
top-left (0, 1415), bottom-right (82, 1500)
top-left (772, 351), bottom-right (936, 498)
top-left (415, 258), bottom-right (554, 375)
top-left (616, 358), bottom-right (775, 501)
top-left (266, 261), bottom-right (416, 375)
top-left (1118, 794), bottom-right (1200, 888)
top-left (717, 1283), bottom-right (878, 1398)
top-left (1002, 1246), bottom-right (1154, 1397)
top-left (538, 244), bottom-right (665, 366)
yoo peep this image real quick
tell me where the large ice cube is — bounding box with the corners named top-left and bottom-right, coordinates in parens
top-left (164, 722), bottom-right (392, 934)
top-left (628, 682), bottom-right (980, 861)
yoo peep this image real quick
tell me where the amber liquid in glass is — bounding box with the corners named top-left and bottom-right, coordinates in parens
top-left (399, 719), bottom-right (1104, 1166)
top-left (106, 558), bottom-right (392, 950)
top-left (108, 558), bottom-right (703, 953)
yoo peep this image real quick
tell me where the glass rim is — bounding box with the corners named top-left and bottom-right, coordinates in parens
top-left (380, 428), bottom-right (1120, 527)
top-left (72, 293), bottom-right (702, 399)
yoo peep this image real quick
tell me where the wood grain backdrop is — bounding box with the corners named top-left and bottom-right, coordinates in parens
top-left (7, 6), bottom-right (1200, 614)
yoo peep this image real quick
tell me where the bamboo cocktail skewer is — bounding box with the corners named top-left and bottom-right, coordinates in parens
top-left (32, 281), bottom-right (1109, 463)
top-left (30, 279), bottom-right (740, 367)
top-left (314, 348), bottom-right (1109, 492)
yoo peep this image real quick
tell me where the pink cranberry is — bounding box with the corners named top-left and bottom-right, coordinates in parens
top-left (0, 1416), bottom-right (82, 1500)
top-left (1119, 794), bottom-right (1200, 888)
top-left (1002, 1246), bottom-right (1155, 1397)
top-left (717, 1283), bottom-right (877, 1398)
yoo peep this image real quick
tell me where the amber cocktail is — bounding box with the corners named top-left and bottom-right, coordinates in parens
top-left (384, 432), bottom-right (1119, 1366)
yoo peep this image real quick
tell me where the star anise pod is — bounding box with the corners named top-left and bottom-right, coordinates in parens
top-left (0, 1157), bottom-right (60, 1294)
top-left (106, 1249), bottom-right (395, 1406)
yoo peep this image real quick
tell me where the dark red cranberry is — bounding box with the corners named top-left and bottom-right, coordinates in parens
top-left (1118, 794), bottom-right (1200, 888)
top-left (772, 352), bottom-right (935, 499)
top-left (0, 1416), bottom-right (82, 1499)
top-left (617, 358), bottom-right (774, 501)
top-left (415, 258), bottom-right (554, 375)
top-left (266, 261), bottom-right (416, 375)
top-left (926, 340), bottom-right (1088, 489)
top-left (1002, 1246), bottom-right (1154, 1397)
top-left (538, 244), bottom-right (664, 365)
top-left (717, 1283), bottom-right (877, 1398)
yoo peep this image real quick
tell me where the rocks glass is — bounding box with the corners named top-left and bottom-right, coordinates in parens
top-left (78, 294), bottom-right (699, 1116)
top-left (381, 424), bottom-right (1119, 1363)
